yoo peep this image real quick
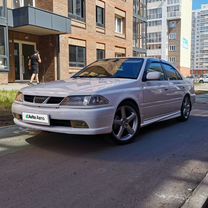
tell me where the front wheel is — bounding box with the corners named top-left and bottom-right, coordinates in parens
top-left (111, 103), bottom-right (140, 145)
top-left (179, 96), bottom-right (191, 121)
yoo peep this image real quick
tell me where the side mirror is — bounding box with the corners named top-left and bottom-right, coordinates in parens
top-left (146, 71), bottom-right (161, 81)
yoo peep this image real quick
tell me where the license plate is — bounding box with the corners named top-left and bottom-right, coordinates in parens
top-left (22, 112), bottom-right (50, 125)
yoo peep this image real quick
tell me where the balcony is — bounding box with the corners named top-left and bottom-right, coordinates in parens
top-left (8, 6), bottom-right (71, 35)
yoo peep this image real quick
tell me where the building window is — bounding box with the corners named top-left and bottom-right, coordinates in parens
top-left (147, 32), bottom-right (161, 43)
top-left (115, 15), bottom-right (124, 34)
top-left (13, 0), bottom-right (35, 8)
top-left (147, 8), bottom-right (162, 19)
top-left (115, 52), bottom-right (125, 57)
top-left (147, 44), bottom-right (161, 50)
top-left (147, 0), bottom-right (161, 2)
top-left (167, 0), bottom-right (179, 4)
top-left (68, 0), bottom-right (85, 22)
top-left (148, 20), bottom-right (162, 27)
top-left (133, 17), bottom-right (147, 50)
top-left (0, 26), bottom-right (8, 70)
top-left (169, 57), bottom-right (176, 63)
top-left (134, 0), bottom-right (147, 19)
top-left (0, 0), bottom-right (6, 17)
top-left (169, 45), bottom-right (176, 51)
top-left (169, 33), bottom-right (176, 40)
top-left (96, 6), bottom-right (105, 27)
top-left (69, 45), bottom-right (86, 67)
top-left (96, 49), bottom-right (105, 60)
top-left (169, 21), bottom-right (176, 28)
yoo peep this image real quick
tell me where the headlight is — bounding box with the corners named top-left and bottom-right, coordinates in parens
top-left (61, 95), bottom-right (109, 106)
top-left (15, 92), bottom-right (23, 102)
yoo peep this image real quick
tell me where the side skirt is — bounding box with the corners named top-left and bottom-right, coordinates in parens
top-left (141, 111), bottom-right (181, 127)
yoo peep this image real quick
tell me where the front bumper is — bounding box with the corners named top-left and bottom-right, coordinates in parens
top-left (12, 103), bottom-right (115, 135)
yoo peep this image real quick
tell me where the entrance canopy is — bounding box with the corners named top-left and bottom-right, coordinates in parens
top-left (8, 6), bottom-right (71, 35)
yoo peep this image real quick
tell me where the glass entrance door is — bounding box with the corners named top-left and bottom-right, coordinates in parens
top-left (14, 42), bottom-right (20, 80)
top-left (22, 43), bottom-right (35, 80)
top-left (14, 41), bottom-right (36, 81)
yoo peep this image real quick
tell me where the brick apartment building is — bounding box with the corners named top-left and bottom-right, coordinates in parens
top-left (0, 0), bottom-right (147, 84)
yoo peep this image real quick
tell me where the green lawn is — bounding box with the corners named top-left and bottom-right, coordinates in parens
top-left (195, 90), bottom-right (208, 95)
top-left (0, 90), bottom-right (17, 111)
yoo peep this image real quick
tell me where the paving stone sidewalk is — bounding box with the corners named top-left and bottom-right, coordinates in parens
top-left (0, 83), bottom-right (28, 91)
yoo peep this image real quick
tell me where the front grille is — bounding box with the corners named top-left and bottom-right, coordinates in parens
top-left (24, 95), bottom-right (34, 102)
top-left (34, 96), bottom-right (48, 104)
top-left (24, 95), bottom-right (64, 104)
top-left (47, 97), bottom-right (64, 104)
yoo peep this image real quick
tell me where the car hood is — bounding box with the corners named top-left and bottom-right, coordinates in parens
top-left (21, 78), bottom-right (136, 96)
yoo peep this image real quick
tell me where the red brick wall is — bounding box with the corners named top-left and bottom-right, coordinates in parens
top-left (35, 0), bottom-right (53, 12)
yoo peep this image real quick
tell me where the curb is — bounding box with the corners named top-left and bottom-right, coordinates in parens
top-left (181, 173), bottom-right (208, 208)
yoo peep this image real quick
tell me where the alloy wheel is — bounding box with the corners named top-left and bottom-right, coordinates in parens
top-left (181, 96), bottom-right (191, 120)
top-left (112, 105), bottom-right (139, 143)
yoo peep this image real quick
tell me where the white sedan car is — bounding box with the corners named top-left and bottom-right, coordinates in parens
top-left (12, 58), bottom-right (195, 144)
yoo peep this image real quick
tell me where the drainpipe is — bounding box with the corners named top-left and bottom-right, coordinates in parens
top-left (56, 35), bottom-right (60, 80)
top-left (5, 0), bottom-right (9, 72)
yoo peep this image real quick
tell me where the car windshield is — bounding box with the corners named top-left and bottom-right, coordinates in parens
top-left (73, 58), bottom-right (144, 79)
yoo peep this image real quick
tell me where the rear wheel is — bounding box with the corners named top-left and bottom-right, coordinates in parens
top-left (179, 96), bottom-right (191, 121)
top-left (199, 80), bottom-right (204, 83)
top-left (111, 102), bottom-right (140, 144)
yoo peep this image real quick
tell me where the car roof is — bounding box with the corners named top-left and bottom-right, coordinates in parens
top-left (100, 57), bottom-right (170, 63)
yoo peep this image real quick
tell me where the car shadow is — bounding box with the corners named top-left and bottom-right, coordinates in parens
top-left (25, 115), bottom-right (199, 159)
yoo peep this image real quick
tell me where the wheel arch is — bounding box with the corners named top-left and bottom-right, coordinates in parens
top-left (117, 98), bottom-right (141, 120)
top-left (183, 93), bottom-right (192, 110)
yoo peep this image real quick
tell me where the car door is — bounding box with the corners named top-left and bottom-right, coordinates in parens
top-left (161, 63), bottom-right (184, 112)
top-left (142, 61), bottom-right (172, 120)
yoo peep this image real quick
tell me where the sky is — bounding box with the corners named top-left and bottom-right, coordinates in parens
top-left (193, 0), bottom-right (208, 9)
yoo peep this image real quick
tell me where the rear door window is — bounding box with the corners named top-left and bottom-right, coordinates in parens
top-left (162, 63), bottom-right (182, 80)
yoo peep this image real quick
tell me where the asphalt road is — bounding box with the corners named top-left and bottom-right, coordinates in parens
top-left (0, 103), bottom-right (208, 208)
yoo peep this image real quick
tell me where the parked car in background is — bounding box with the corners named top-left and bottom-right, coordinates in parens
top-left (12, 58), bottom-right (195, 144)
top-left (185, 75), bottom-right (200, 83)
top-left (199, 74), bottom-right (208, 83)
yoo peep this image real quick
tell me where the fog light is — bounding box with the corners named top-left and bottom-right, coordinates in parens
top-left (13, 113), bottom-right (21, 120)
top-left (71, 121), bottom-right (89, 128)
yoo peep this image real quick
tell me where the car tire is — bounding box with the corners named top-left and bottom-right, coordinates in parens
top-left (199, 80), bottom-right (204, 83)
top-left (111, 101), bottom-right (140, 145)
top-left (179, 96), bottom-right (191, 121)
